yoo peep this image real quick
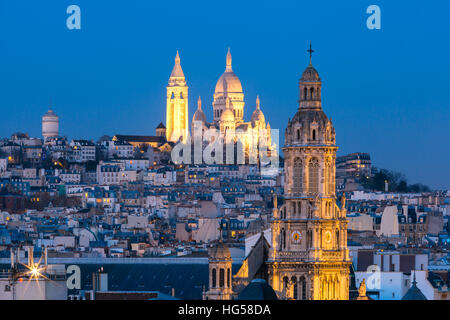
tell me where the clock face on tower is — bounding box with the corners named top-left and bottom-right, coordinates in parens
top-left (291, 231), bottom-right (302, 244)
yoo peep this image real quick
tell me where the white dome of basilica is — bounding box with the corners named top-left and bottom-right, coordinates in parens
top-left (214, 48), bottom-right (243, 94)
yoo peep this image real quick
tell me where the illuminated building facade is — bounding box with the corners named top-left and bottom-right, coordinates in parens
top-left (166, 51), bottom-right (189, 142)
top-left (267, 50), bottom-right (351, 300)
top-left (189, 49), bottom-right (274, 158)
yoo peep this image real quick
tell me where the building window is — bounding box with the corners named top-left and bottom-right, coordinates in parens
top-left (212, 268), bottom-right (216, 288)
top-left (280, 228), bottom-right (286, 250)
top-left (300, 277), bottom-right (307, 300)
top-left (293, 158), bottom-right (303, 195)
top-left (336, 229), bottom-right (339, 248)
top-left (292, 277), bottom-right (298, 300)
top-left (219, 268), bottom-right (225, 288)
top-left (308, 158), bottom-right (319, 194)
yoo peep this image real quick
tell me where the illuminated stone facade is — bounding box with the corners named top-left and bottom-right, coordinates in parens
top-left (166, 51), bottom-right (189, 142)
top-left (191, 49), bottom-right (273, 157)
top-left (267, 58), bottom-right (351, 300)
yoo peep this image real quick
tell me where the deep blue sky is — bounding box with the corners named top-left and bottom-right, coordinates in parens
top-left (0, 1), bottom-right (449, 189)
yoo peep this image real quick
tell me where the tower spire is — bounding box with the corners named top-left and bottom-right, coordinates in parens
top-left (170, 50), bottom-right (185, 79)
top-left (256, 95), bottom-right (260, 109)
top-left (175, 50), bottom-right (180, 64)
top-left (197, 96), bottom-right (202, 110)
top-left (226, 47), bottom-right (232, 72)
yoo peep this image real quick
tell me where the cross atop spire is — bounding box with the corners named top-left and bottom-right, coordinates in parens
top-left (307, 41), bottom-right (314, 66)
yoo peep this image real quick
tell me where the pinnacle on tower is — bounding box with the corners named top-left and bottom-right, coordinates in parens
top-left (170, 50), bottom-right (185, 79)
top-left (226, 48), bottom-right (232, 72)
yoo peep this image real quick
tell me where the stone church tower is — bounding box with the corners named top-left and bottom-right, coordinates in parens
top-left (203, 241), bottom-right (235, 300)
top-left (267, 49), bottom-right (351, 300)
top-left (166, 51), bottom-right (189, 142)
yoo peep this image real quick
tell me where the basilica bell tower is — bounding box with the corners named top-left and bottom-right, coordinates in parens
top-left (166, 51), bottom-right (189, 142)
top-left (267, 45), bottom-right (351, 300)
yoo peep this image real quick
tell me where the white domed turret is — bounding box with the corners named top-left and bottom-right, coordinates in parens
top-left (193, 96), bottom-right (207, 124)
top-left (220, 98), bottom-right (236, 134)
top-left (192, 96), bottom-right (208, 137)
top-left (251, 95), bottom-right (266, 128)
top-left (42, 109), bottom-right (59, 141)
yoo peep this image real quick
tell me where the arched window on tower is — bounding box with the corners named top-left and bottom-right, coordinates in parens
top-left (310, 87), bottom-right (314, 100)
top-left (212, 268), bottom-right (217, 288)
top-left (180, 92), bottom-right (183, 99)
top-left (296, 129), bottom-right (300, 140)
top-left (304, 87), bottom-right (308, 100)
top-left (219, 268), bottom-right (225, 288)
top-left (312, 129), bottom-right (316, 141)
top-left (336, 229), bottom-right (340, 249)
top-left (324, 159), bottom-right (331, 195)
top-left (292, 277), bottom-right (298, 300)
top-left (329, 161), bottom-right (334, 195)
top-left (283, 277), bottom-right (289, 297)
top-left (293, 158), bottom-right (303, 195)
top-left (308, 158), bottom-right (319, 194)
top-left (280, 228), bottom-right (286, 250)
top-left (171, 92), bottom-right (175, 99)
top-left (299, 276), bottom-right (307, 300)
top-left (302, 278), bottom-right (307, 300)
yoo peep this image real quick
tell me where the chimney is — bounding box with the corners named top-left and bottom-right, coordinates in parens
top-left (44, 247), bottom-right (48, 266)
top-left (10, 248), bottom-right (15, 269)
top-left (27, 247), bottom-right (34, 266)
